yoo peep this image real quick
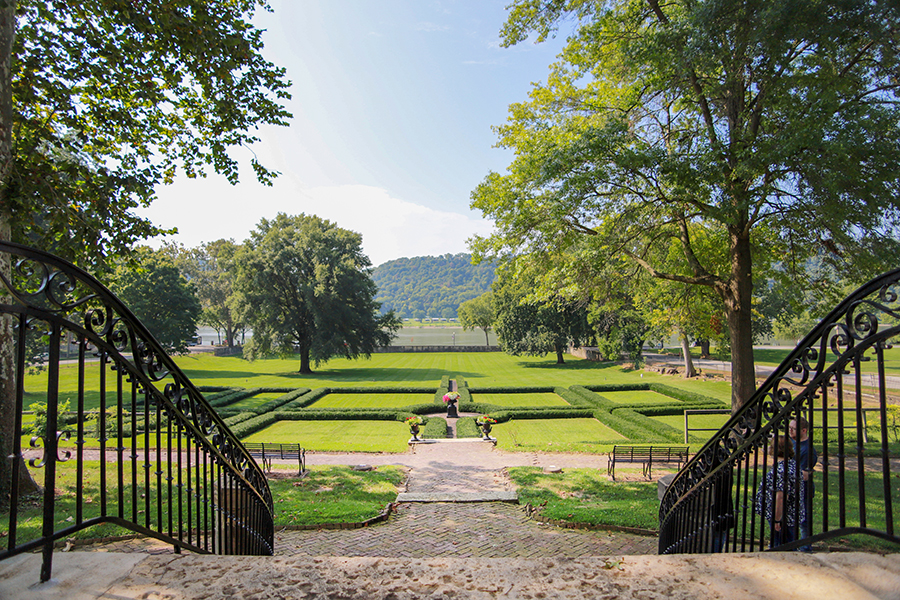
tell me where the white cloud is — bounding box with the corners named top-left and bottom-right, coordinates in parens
top-left (298, 185), bottom-right (492, 266)
top-left (137, 178), bottom-right (492, 267)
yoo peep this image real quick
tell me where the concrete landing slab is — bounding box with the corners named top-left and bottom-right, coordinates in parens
top-left (0, 552), bottom-right (149, 600)
top-left (408, 438), bottom-right (496, 444)
top-left (4, 552), bottom-right (900, 600)
top-left (396, 491), bottom-right (518, 502)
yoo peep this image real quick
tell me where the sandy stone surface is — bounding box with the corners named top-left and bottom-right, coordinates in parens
top-left (96, 552), bottom-right (900, 600)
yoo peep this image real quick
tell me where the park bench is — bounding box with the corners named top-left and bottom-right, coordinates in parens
top-left (607, 445), bottom-right (690, 481)
top-left (243, 442), bottom-right (306, 476)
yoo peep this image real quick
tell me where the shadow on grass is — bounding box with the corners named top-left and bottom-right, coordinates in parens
top-left (518, 360), bottom-right (626, 372)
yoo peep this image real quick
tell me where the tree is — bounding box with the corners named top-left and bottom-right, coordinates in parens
top-left (232, 213), bottom-right (401, 374)
top-left (472, 0), bottom-right (900, 411)
top-left (166, 240), bottom-right (244, 347)
top-left (493, 267), bottom-right (591, 364)
top-left (457, 292), bottom-right (495, 346)
top-left (110, 248), bottom-right (202, 355)
top-left (0, 0), bottom-right (290, 506)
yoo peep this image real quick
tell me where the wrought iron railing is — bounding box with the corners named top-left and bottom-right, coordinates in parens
top-left (0, 242), bottom-right (274, 582)
top-left (659, 269), bottom-right (900, 553)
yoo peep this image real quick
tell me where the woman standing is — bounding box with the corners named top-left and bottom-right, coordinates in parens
top-left (754, 435), bottom-right (805, 548)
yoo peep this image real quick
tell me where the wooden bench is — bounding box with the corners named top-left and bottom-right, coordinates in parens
top-left (243, 442), bottom-right (306, 476)
top-left (607, 445), bottom-right (689, 481)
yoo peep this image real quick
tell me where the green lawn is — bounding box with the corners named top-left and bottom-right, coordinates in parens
top-left (227, 392), bottom-right (291, 410)
top-left (243, 420), bottom-right (411, 452)
top-left (601, 390), bottom-right (682, 405)
top-left (21, 351), bottom-right (735, 411)
top-left (494, 418), bottom-right (627, 453)
top-left (651, 413), bottom-right (729, 445)
top-left (270, 465), bottom-right (405, 526)
top-left (311, 393), bottom-right (435, 409)
top-left (508, 467), bottom-right (659, 529)
top-left (471, 392), bottom-right (570, 407)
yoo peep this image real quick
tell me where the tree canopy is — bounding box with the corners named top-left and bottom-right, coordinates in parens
top-left (493, 266), bottom-right (591, 364)
top-left (0, 0), bottom-right (291, 266)
top-left (232, 213), bottom-right (401, 374)
top-left (109, 247), bottom-right (202, 354)
top-left (471, 0), bottom-right (900, 410)
top-left (166, 239), bottom-right (244, 347)
top-left (457, 292), bottom-right (495, 346)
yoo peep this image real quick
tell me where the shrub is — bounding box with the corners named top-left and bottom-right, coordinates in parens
top-left (282, 388), bottom-right (331, 410)
top-left (252, 388), bottom-right (311, 414)
top-left (230, 413), bottom-right (278, 439)
top-left (648, 383), bottom-right (720, 405)
top-left (422, 416), bottom-right (448, 438)
top-left (224, 412), bottom-right (256, 427)
top-left (208, 388), bottom-right (262, 408)
top-left (456, 416), bottom-right (480, 438)
top-left (567, 386), bottom-right (617, 410)
top-left (608, 408), bottom-right (684, 443)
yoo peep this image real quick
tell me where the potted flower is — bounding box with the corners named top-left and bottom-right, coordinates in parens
top-left (476, 415), bottom-right (496, 440)
top-left (405, 415), bottom-right (424, 441)
top-left (443, 391), bottom-right (460, 418)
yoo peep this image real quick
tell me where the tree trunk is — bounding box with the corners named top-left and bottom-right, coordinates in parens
top-left (680, 332), bottom-right (697, 378)
top-left (720, 227), bottom-right (757, 413)
top-left (699, 339), bottom-right (710, 359)
top-left (555, 347), bottom-right (565, 364)
top-left (483, 328), bottom-right (490, 346)
top-left (299, 347), bottom-right (313, 374)
top-left (0, 0), bottom-right (31, 508)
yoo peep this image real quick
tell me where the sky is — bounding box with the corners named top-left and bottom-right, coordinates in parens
top-left (135, 0), bottom-right (570, 267)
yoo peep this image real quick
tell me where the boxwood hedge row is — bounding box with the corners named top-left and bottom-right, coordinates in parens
top-left (422, 416), bottom-right (448, 438)
top-left (456, 416), bottom-right (480, 438)
top-left (207, 388), bottom-right (263, 408)
top-left (607, 408), bottom-right (684, 443)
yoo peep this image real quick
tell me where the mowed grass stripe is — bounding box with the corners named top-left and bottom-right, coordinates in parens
top-left (601, 390), bottom-right (682, 405)
top-left (495, 418), bottom-right (627, 454)
top-left (312, 393), bottom-right (435, 409)
top-left (242, 420), bottom-right (410, 453)
top-left (471, 393), bottom-right (570, 407)
top-left (25, 351), bottom-right (735, 411)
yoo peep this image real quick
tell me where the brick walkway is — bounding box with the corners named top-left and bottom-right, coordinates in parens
top-left (74, 439), bottom-right (659, 558)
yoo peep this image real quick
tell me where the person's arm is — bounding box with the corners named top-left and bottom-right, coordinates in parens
top-left (774, 490), bottom-right (784, 530)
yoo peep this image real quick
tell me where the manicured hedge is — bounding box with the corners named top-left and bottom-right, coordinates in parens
top-left (273, 409), bottom-right (422, 423)
top-left (583, 383), bottom-right (650, 393)
top-left (485, 408), bottom-right (594, 423)
top-left (208, 388), bottom-right (262, 408)
top-left (456, 416), bottom-right (480, 438)
top-left (230, 413), bottom-right (278, 439)
top-left (648, 383), bottom-right (721, 405)
top-left (567, 386), bottom-right (617, 410)
top-left (456, 375), bottom-right (467, 389)
top-left (631, 402), bottom-right (728, 417)
top-left (223, 412), bottom-right (256, 426)
top-left (251, 387), bottom-right (311, 414)
top-left (422, 416), bottom-right (448, 438)
top-left (282, 388), bottom-right (330, 410)
top-left (608, 407), bottom-right (684, 443)
top-left (467, 386), bottom-right (556, 394)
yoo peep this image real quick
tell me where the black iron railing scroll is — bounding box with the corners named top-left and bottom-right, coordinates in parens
top-left (0, 242), bottom-right (274, 582)
top-left (659, 269), bottom-right (900, 553)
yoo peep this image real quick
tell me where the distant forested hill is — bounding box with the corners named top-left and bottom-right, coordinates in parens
top-left (372, 254), bottom-right (495, 319)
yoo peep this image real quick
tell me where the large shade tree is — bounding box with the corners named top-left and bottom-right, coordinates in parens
top-left (166, 240), bottom-right (245, 347)
top-left (110, 248), bottom-right (202, 354)
top-left (0, 0), bottom-right (290, 504)
top-left (232, 213), bottom-right (401, 374)
top-left (457, 292), bottom-right (495, 346)
top-left (492, 265), bottom-right (591, 364)
top-left (471, 0), bottom-right (900, 411)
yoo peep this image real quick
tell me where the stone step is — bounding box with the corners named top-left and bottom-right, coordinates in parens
top-left (396, 491), bottom-right (518, 503)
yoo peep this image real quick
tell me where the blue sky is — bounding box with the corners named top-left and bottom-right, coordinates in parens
top-left (136, 0), bottom-right (570, 266)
